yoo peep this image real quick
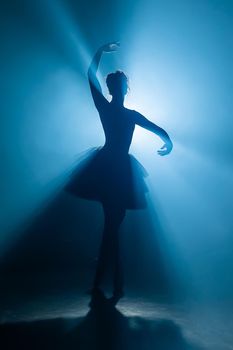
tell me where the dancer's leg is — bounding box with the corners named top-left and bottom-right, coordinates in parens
top-left (93, 204), bottom-right (125, 292)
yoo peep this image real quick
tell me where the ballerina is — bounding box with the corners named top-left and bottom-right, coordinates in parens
top-left (66, 42), bottom-right (173, 304)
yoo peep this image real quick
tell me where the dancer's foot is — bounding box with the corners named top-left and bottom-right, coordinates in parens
top-left (88, 287), bottom-right (107, 308)
top-left (109, 289), bottom-right (124, 305)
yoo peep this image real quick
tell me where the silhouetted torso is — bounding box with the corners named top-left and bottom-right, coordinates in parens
top-left (99, 102), bottom-right (136, 155)
top-left (66, 81), bottom-right (148, 209)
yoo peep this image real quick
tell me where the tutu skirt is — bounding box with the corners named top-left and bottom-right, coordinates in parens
top-left (65, 147), bottom-right (148, 209)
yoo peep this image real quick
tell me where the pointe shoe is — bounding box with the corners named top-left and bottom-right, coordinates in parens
top-left (109, 290), bottom-right (124, 305)
top-left (88, 287), bottom-right (107, 308)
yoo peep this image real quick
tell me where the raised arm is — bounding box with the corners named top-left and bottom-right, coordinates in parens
top-left (88, 42), bottom-right (120, 111)
top-left (134, 111), bottom-right (173, 156)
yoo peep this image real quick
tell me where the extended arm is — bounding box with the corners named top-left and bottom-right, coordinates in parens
top-left (88, 48), bottom-right (103, 94)
top-left (88, 42), bottom-right (120, 111)
top-left (134, 112), bottom-right (173, 155)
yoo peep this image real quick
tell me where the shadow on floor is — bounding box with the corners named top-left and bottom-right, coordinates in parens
top-left (0, 291), bottom-right (204, 350)
top-left (1, 187), bottom-right (180, 299)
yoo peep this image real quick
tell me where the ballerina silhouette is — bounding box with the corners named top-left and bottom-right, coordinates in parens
top-left (66, 42), bottom-right (173, 304)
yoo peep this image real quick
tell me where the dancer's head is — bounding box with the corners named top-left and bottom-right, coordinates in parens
top-left (106, 70), bottom-right (129, 98)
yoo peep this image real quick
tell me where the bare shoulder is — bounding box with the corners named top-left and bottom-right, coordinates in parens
top-left (124, 107), bottom-right (140, 119)
top-left (124, 107), bottom-right (143, 123)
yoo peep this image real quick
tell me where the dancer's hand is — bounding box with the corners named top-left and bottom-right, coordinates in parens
top-left (101, 41), bottom-right (120, 53)
top-left (157, 142), bottom-right (173, 156)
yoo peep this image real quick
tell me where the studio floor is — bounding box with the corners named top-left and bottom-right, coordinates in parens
top-left (0, 274), bottom-right (232, 350)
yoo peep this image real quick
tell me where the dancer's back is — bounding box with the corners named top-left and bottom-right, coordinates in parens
top-left (98, 101), bottom-right (136, 155)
